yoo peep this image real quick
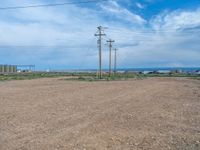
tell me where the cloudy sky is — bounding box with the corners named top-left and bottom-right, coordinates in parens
top-left (0, 0), bottom-right (200, 70)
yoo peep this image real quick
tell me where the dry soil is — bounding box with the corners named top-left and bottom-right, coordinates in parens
top-left (0, 77), bottom-right (200, 150)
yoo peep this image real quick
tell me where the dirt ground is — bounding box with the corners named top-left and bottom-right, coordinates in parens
top-left (0, 77), bottom-right (200, 150)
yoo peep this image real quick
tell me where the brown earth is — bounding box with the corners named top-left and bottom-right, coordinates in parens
top-left (0, 77), bottom-right (200, 150)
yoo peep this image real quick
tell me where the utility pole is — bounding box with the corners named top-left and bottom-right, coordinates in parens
top-left (114, 48), bottom-right (118, 74)
top-left (95, 26), bottom-right (106, 79)
top-left (107, 39), bottom-right (115, 77)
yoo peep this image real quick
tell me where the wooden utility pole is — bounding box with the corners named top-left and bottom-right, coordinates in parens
top-left (107, 39), bottom-right (115, 77)
top-left (95, 26), bottom-right (106, 79)
top-left (114, 48), bottom-right (118, 74)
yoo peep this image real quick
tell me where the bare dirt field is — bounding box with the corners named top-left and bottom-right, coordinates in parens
top-left (0, 77), bottom-right (200, 150)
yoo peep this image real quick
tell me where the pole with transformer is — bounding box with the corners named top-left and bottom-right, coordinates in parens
top-left (95, 26), bottom-right (106, 79)
top-left (114, 48), bottom-right (118, 74)
top-left (106, 39), bottom-right (115, 77)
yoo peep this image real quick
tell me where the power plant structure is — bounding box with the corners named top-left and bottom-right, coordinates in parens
top-left (0, 64), bottom-right (35, 74)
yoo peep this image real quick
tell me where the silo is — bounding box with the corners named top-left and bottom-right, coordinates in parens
top-left (13, 65), bottom-right (17, 72)
top-left (0, 65), bottom-right (18, 73)
top-left (0, 65), bottom-right (2, 73)
top-left (2, 65), bottom-right (5, 73)
top-left (3, 65), bottom-right (6, 73)
top-left (6, 65), bottom-right (9, 73)
top-left (10, 65), bottom-right (15, 73)
top-left (9, 65), bottom-right (12, 73)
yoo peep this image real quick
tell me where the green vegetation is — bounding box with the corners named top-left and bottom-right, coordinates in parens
top-left (143, 73), bottom-right (200, 78)
top-left (0, 72), bottom-right (71, 81)
top-left (190, 76), bottom-right (200, 80)
top-left (0, 72), bottom-right (199, 82)
top-left (65, 73), bottom-right (200, 82)
top-left (65, 73), bottom-right (145, 82)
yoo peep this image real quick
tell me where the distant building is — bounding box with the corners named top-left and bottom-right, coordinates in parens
top-left (170, 69), bottom-right (183, 74)
top-left (195, 70), bottom-right (200, 75)
top-left (125, 71), bottom-right (142, 74)
top-left (157, 70), bottom-right (171, 74)
top-left (117, 71), bottom-right (126, 74)
top-left (0, 65), bottom-right (17, 74)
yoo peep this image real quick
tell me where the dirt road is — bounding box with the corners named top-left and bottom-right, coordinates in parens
top-left (0, 78), bottom-right (200, 150)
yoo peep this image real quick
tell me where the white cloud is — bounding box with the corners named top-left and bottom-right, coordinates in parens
top-left (99, 1), bottom-right (146, 25)
top-left (151, 8), bottom-right (200, 30)
top-left (135, 2), bottom-right (145, 9)
top-left (103, 7), bottom-right (200, 68)
top-left (0, 0), bottom-right (199, 69)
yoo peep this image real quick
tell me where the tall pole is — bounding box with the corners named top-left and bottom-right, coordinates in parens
top-left (114, 48), bottom-right (118, 74)
top-left (95, 26), bottom-right (106, 79)
top-left (107, 39), bottom-right (115, 77)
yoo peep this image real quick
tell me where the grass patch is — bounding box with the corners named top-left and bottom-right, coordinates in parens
top-left (143, 73), bottom-right (200, 78)
top-left (1, 72), bottom-right (199, 82)
top-left (65, 73), bottom-right (146, 82)
top-left (0, 72), bottom-right (73, 81)
top-left (64, 73), bottom-right (200, 82)
top-left (190, 77), bottom-right (200, 80)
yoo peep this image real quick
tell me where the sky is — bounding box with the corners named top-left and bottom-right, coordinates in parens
top-left (0, 0), bottom-right (200, 70)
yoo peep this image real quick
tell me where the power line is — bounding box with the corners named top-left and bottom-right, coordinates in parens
top-left (0, 37), bottom-right (197, 48)
top-left (108, 27), bottom-right (200, 32)
top-left (107, 39), bottom-right (115, 77)
top-left (0, 0), bottom-right (109, 10)
top-left (0, 45), bottom-right (96, 48)
top-left (108, 30), bottom-right (200, 34)
top-left (107, 28), bottom-right (200, 34)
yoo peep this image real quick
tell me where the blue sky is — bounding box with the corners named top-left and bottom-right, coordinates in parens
top-left (0, 0), bottom-right (200, 70)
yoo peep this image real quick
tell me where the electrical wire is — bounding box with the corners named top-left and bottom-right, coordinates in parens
top-left (107, 29), bottom-right (200, 34)
top-left (0, 44), bottom-right (126, 48)
top-left (0, 0), bottom-right (109, 10)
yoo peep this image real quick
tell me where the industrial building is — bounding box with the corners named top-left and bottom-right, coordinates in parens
top-left (0, 65), bottom-right (17, 73)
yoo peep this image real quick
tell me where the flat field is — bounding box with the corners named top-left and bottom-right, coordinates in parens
top-left (0, 77), bottom-right (200, 150)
